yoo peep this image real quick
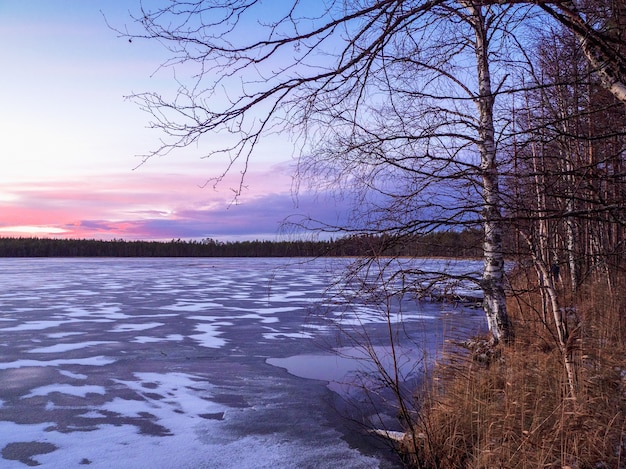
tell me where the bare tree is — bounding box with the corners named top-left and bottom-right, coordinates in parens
top-left (120, 2), bottom-right (626, 463)
top-left (122, 1), bottom-right (522, 344)
top-left (503, 16), bottom-right (626, 397)
top-left (478, 0), bottom-right (626, 104)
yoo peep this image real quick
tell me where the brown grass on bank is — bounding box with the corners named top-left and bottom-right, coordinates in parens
top-left (402, 276), bottom-right (626, 469)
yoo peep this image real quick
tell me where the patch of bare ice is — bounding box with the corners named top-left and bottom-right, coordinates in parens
top-left (28, 341), bottom-right (117, 354)
top-left (262, 332), bottom-right (315, 340)
top-left (76, 410), bottom-right (108, 419)
top-left (46, 332), bottom-right (84, 339)
top-left (0, 320), bottom-right (78, 331)
top-left (235, 313), bottom-right (279, 324)
top-left (132, 334), bottom-right (184, 344)
top-left (160, 301), bottom-right (222, 312)
top-left (58, 370), bottom-right (88, 380)
top-left (0, 356), bottom-right (116, 370)
top-left (109, 322), bottom-right (164, 332)
top-left (64, 305), bottom-right (129, 320)
top-left (24, 384), bottom-right (106, 398)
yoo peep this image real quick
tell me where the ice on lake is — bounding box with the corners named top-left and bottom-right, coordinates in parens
top-left (0, 258), bottom-right (485, 468)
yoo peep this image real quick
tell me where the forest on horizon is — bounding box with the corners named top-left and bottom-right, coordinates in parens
top-left (0, 230), bottom-right (483, 258)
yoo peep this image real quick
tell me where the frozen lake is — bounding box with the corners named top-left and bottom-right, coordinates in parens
top-left (0, 258), bottom-right (485, 468)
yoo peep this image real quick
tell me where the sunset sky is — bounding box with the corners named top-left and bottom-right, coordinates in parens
top-left (0, 1), bottom-right (328, 241)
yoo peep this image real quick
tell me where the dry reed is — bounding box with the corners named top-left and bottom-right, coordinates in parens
top-left (402, 275), bottom-right (626, 469)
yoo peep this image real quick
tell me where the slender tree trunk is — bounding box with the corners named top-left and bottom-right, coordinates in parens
top-left (530, 134), bottom-right (550, 323)
top-left (561, 133), bottom-right (578, 294)
top-left (565, 211), bottom-right (578, 292)
top-left (468, 5), bottom-right (514, 344)
top-left (516, 227), bottom-right (578, 397)
top-left (478, 1), bottom-right (626, 105)
top-left (535, 252), bottom-right (577, 397)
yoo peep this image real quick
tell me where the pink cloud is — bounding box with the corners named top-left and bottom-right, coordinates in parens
top-left (0, 167), bottom-right (341, 241)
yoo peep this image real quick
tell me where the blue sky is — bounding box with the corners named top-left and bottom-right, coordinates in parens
top-left (0, 1), bottom-right (323, 240)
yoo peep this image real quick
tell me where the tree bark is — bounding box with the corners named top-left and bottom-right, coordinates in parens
top-left (477, 1), bottom-right (626, 105)
top-left (467, 4), bottom-right (514, 344)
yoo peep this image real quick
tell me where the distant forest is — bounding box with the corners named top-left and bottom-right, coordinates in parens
top-left (0, 230), bottom-right (482, 258)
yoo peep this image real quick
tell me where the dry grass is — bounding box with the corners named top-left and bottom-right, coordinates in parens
top-left (402, 276), bottom-right (626, 469)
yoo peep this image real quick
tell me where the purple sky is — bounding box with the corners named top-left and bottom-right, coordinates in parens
top-left (0, 1), bottom-right (335, 241)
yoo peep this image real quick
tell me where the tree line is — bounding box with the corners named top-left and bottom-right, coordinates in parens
top-left (0, 230), bottom-right (483, 258)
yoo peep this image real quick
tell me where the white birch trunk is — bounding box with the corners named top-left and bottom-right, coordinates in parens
top-left (467, 5), bottom-right (514, 344)
top-left (477, 1), bottom-right (626, 105)
top-left (534, 254), bottom-right (577, 397)
top-left (516, 227), bottom-right (578, 397)
top-left (573, 30), bottom-right (626, 105)
top-left (565, 207), bottom-right (578, 293)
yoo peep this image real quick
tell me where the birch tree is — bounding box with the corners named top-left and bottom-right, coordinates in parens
top-left (122, 1), bottom-right (522, 343)
top-left (479, 0), bottom-right (626, 104)
top-left (504, 16), bottom-right (626, 397)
